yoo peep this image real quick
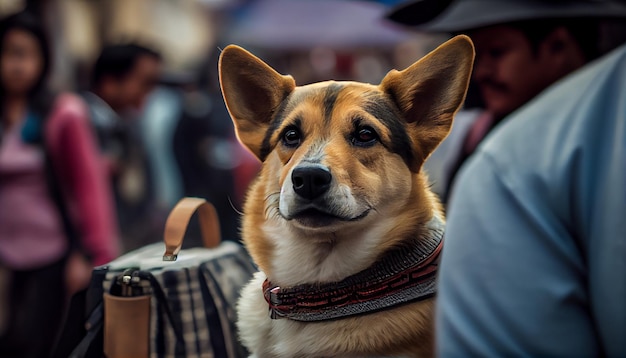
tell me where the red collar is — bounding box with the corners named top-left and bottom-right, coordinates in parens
top-left (263, 216), bottom-right (444, 322)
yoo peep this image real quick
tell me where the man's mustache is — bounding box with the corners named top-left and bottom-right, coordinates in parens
top-left (477, 79), bottom-right (508, 93)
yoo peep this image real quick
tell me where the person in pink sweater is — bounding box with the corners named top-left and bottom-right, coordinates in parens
top-left (0, 11), bottom-right (120, 358)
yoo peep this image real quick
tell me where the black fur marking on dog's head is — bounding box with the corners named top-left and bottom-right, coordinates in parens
top-left (363, 92), bottom-right (415, 166)
top-left (259, 95), bottom-right (294, 161)
top-left (323, 83), bottom-right (345, 123)
top-left (259, 86), bottom-right (339, 161)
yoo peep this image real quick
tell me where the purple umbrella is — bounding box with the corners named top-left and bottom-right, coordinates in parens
top-left (224, 0), bottom-right (413, 50)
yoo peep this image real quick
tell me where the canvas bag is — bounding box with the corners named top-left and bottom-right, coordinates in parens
top-left (72, 197), bottom-right (256, 358)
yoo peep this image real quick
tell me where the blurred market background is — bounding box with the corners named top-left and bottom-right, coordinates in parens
top-left (0, 0), bottom-right (445, 250)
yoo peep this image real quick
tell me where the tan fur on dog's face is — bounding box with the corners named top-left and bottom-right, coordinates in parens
top-left (220, 37), bottom-right (475, 357)
top-left (261, 81), bottom-right (416, 231)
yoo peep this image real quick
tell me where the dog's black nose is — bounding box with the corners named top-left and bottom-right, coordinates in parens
top-left (292, 166), bottom-right (332, 200)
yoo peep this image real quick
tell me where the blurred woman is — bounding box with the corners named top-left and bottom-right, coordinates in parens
top-left (0, 11), bottom-right (120, 358)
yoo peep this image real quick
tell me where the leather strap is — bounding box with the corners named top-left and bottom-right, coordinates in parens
top-left (163, 197), bottom-right (221, 261)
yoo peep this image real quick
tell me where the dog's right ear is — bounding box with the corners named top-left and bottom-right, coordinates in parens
top-left (219, 45), bottom-right (296, 160)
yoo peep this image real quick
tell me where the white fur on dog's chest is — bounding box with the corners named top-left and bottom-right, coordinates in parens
top-left (237, 272), bottom-right (323, 357)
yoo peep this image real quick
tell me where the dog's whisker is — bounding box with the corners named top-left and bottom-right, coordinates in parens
top-left (264, 192), bottom-right (281, 202)
top-left (228, 196), bottom-right (244, 216)
top-left (271, 209), bottom-right (283, 220)
top-left (264, 206), bottom-right (282, 220)
top-left (263, 191), bottom-right (281, 219)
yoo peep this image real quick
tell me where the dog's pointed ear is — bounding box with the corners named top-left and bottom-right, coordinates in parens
top-left (380, 35), bottom-right (475, 162)
top-left (219, 45), bottom-right (296, 160)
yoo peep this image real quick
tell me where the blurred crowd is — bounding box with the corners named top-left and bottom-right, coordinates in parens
top-left (0, 0), bottom-right (625, 356)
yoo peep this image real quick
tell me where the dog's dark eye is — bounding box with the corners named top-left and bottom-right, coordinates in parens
top-left (282, 127), bottom-right (301, 148)
top-left (351, 126), bottom-right (378, 147)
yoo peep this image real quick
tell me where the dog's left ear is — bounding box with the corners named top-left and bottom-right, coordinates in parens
top-left (380, 35), bottom-right (475, 163)
top-left (219, 45), bottom-right (296, 161)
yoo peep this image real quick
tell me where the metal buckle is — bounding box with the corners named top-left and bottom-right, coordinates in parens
top-left (162, 254), bottom-right (178, 261)
top-left (268, 286), bottom-right (284, 319)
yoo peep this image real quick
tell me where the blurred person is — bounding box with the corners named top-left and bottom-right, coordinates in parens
top-left (435, 38), bottom-right (626, 357)
top-left (0, 11), bottom-right (119, 358)
top-left (82, 43), bottom-right (162, 250)
top-left (139, 84), bottom-right (183, 211)
top-left (386, 0), bottom-right (626, 203)
top-left (173, 83), bottom-right (240, 242)
top-left (172, 51), bottom-right (259, 243)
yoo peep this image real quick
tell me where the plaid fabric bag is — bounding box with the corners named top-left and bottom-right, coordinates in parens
top-left (69, 197), bottom-right (256, 358)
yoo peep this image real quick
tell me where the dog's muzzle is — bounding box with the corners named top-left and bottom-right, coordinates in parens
top-left (282, 163), bottom-right (369, 228)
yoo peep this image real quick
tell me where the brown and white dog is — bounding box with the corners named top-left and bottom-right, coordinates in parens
top-left (219, 36), bottom-right (474, 357)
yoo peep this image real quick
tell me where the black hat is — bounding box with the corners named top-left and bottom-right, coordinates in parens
top-left (386, 0), bottom-right (626, 32)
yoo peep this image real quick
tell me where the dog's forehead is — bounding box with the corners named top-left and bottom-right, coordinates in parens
top-left (285, 81), bottom-right (388, 123)
top-left (298, 80), bottom-right (377, 91)
top-left (293, 81), bottom-right (379, 103)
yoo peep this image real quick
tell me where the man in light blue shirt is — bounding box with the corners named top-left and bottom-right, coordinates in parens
top-left (437, 40), bottom-right (626, 356)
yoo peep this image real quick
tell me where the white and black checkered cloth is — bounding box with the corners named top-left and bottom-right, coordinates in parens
top-left (104, 241), bottom-right (257, 358)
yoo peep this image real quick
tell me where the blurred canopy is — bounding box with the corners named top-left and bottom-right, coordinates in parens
top-left (224, 0), bottom-right (413, 50)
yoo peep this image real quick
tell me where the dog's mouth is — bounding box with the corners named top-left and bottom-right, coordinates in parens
top-left (289, 208), bottom-right (370, 228)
